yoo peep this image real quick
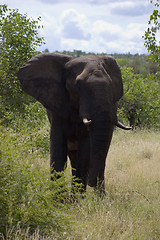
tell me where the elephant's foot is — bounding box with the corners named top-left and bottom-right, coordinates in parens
top-left (88, 177), bottom-right (106, 197)
top-left (94, 181), bottom-right (106, 197)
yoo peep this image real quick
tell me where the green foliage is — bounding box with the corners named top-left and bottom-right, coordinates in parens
top-left (119, 67), bottom-right (160, 129)
top-left (60, 49), bottom-right (96, 57)
top-left (116, 54), bottom-right (158, 75)
top-left (143, 0), bottom-right (160, 65)
top-left (0, 4), bottom-right (45, 118)
top-left (0, 103), bottom-right (72, 239)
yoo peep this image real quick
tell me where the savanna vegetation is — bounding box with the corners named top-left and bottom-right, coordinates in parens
top-left (0, 3), bottom-right (160, 239)
top-left (1, 113), bottom-right (160, 239)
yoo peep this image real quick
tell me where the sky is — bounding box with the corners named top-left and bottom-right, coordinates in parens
top-left (3, 0), bottom-right (154, 54)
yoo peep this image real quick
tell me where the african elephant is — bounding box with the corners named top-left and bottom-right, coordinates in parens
top-left (18, 53), bottom-right (131, 194)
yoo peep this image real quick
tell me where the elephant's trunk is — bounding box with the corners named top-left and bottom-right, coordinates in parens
top-left (88, 116), bottom-right (114, 189)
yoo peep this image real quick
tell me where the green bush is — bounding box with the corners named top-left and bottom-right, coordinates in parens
top-left (0, 105), bottom-right (72, 239)
top-left (119, 67), bottom-right (160, 129)
top-left (0, 4), bottom-right (45, 118)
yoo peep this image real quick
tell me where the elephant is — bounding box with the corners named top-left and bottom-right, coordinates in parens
top-left (18, 53), bottom-right (131, 194)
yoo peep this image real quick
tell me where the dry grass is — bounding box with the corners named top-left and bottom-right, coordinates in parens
top-left (69, 129), bottom-right (160, 240)
top-left (107, 129), bottom-right (160, 188)
top-left (1, 127), bottom-right (160, 239)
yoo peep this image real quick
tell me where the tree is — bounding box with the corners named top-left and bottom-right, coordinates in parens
top-left (119, 67), bottom-right (160, 129)
top-left (0, 5), bottom-right (45, 117)
top-left (143, 0), bottom-right (160, 65)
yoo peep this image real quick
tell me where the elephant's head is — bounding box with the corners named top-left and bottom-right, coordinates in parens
top-left (65, 55), bottom-right (123, 122)
top-left (18, 53), bottom-right (130, 190)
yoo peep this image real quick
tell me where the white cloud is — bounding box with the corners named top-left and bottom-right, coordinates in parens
top-left (125, 23), bottom-right (146, 41)
top-left (61, 39), bottom-right (89, 51)
top-left (60, 9), bottom-right (91, 40)
top-left (39, 14), bottom-right (62, 51)
top-left (4, 0), bottom-right (154, 54)
top-left (111, 1), bottom-right (151, 16)
top-left (36, 0), bottom-right (129, 4)
top-left (92, 20), bottom-right (122, 41)
top-left (48, 7), bottom-right (148, 54)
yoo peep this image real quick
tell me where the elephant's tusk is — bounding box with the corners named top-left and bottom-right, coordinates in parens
top-left (116, 121), bottom-right (132, 130)
top-left (83, 118), bottom-right (92, 127)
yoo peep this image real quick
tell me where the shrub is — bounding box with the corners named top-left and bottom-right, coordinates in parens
top-left (0, 105), bottom-right (72, 239)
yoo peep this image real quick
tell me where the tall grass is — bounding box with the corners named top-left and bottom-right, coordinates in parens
top-left (70, 130), bottom-right (160, 239)
top-left (0, 104), bottom-right (160, 239)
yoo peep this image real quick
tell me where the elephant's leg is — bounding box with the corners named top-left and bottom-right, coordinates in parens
top-left (50, 122), bottom-right (67, 178)
top-left (97, 126), bottom-right (114, 196)
top-left (93, 172), bottom-right (105, 196)
top-left (76, 137), bottom-right (90, 191)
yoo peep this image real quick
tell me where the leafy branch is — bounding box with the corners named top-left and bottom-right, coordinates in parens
top-left (143, 0), bottom-right (160, 65)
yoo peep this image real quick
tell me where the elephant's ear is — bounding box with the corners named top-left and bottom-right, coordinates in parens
top-left (18, 53), bottom-right (73, 112)
top-left (101, 56), bottom-right (123, 102)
